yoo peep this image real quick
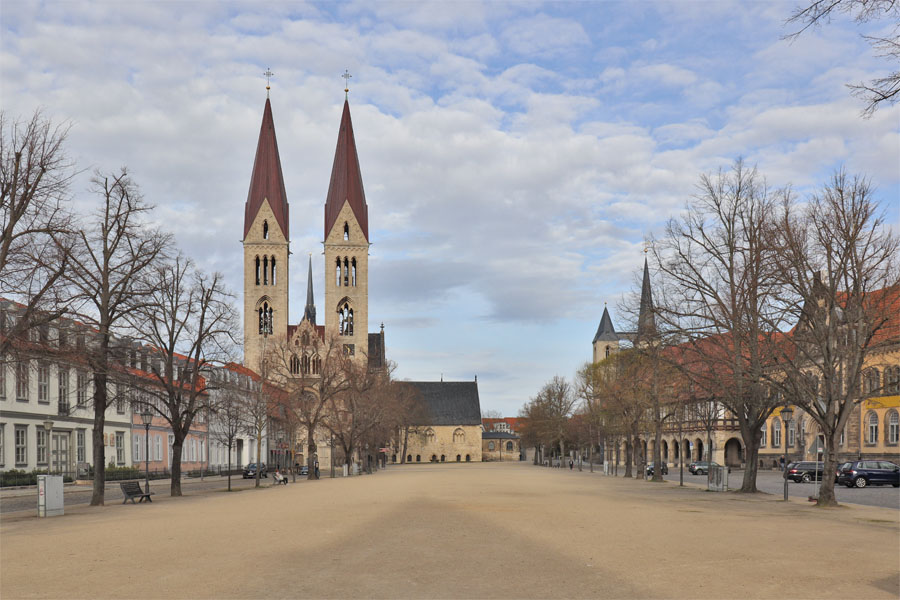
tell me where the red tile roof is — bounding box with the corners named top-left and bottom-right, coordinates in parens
top-left (243, 98), bottom-right (289, 241)
top-left (324, 99), bottom-right (368, 241)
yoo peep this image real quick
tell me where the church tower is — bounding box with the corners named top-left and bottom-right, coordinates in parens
top-left (592, 305), bottom-right (619, 363)
top-left (323, 97), bottom-right (369, 363)
top-left (242, 96), bottom-right (290, 370)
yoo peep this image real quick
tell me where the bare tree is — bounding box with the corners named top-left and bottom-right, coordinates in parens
top-left (209, 386), bottom-right (248, 491)
top-left (394, 381), bottom-right (430, 464)
top-left (786, 0), bottom-right (900, 115)
top-left (650, 160), bottom-right (787, 491)
top-left (769, 170), bottom-right (898, 507)
top-left (66, 169), bottom-right (168, 506)
top-left (134, 255), bottom-right (238, 496)
top-left (267, 333), bottom-right (353, 480)
top-left (1, 110), bottom-right (77, 355)
top-left (521, 376), bottom-right (577, 466)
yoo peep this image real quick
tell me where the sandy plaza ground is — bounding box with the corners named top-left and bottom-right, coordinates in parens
top-left (1, 462), bottom-right (898, 599)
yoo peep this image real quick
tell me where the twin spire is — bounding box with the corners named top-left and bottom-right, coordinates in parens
top-left (242, 97), bottom-right (290, 241)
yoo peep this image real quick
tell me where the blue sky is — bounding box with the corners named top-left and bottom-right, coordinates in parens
top-left (2, 1), bottom-right (898, 415)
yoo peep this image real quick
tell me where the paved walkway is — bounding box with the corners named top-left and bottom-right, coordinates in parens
top-left (2, 462), bottom-right (898, 599)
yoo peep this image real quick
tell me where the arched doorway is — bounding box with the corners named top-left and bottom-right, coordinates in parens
top-left (673, 440), bottom-right (680, 461)
top-left (724, 438), bottom-right (743, 467)
top-left (695, 438), bottom-right (704, 462)
top-left (662, 440), bottom-right (669, 463)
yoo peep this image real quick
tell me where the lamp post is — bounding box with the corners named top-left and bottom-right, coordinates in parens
top-left (140, 409), bottom-right (153, 494)
top-left (781, 405), bottom-right (793, 501)
top-left (42, 420), bottom-right (53, 474)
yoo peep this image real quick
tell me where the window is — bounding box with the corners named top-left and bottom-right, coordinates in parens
top-left (506, 441), bottom-right (514, 451)
top-left (885, 366), bottom-right (900, 395)
top-left (0, 354), bottom-right (6, 400)
top-left (58, 367), bottom-right (69, 410)
top-left (866, 411), bottom-right (878, 445)
top-left (343, 258), bottom-right (349, 287)
top-left (772, 418), bottom-right (781, 447)
top-left (77, 430), bottom-right (85, 463)
top-left (453, 428), bottom-right (465, 443)
top-left (263, 220), bottom-right (269, 239)
top-left (15, 425), bottom-right (27, 465)
top-left (76, 372), bottom-right (87, 406)
top-left (116, 432), bottom-right (125, 464)
top-left (488, 441), bottom-right (495, 451)
top-left (760, 424), bottom-right (766, 447)
top-left (271, 257), bottom-right (276, 286)
top-left (888, 411), bottom-right (899, 445)
top-left (37, 429), bottom-right (48, 465)
top-left (76, 334), bottom-right (85, 350)
top-left (425, 428), bottom-right (435, 443)
top-left (343, 222), bottom-right (349, 240)
top-left (290, 354), bottom-right (300, 375)
top-left (351, 258), bottom-right (357, 286)
top-left (312, 356), bottom-right (321, 375)
top-left (155, 435), bottom-right (163, 461)
top-left (335, 258), bottom-right (341, 286)
top-left (839, 426), bottom-right (845, 446)
top-left (258, 303), bottom-right (273, 335)
top-left (415, 455), bottom-right (420, 462)
top-left (16, 362), bottom-right (28, 401)
top-left (339, 302), bottom-right (353, 336)
top-left (302, 354), bottom-right (310, 375)
top-left (116, 386), bottom-right (125, 414)
top-left (58, 327), bottom-right (67, 348)
top-left (863, 368), bottom-right (881, 395)
top-left (787, 423), bottom-right (795, 447)
top-left (255, 256), bottom-right (261, 286)
top-left (37, 362), bottom-right (49, 403)
top-left (134, 433), bottom-right (142, 462)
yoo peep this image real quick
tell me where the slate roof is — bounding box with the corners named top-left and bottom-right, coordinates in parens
top-left (482, 431), bottom-right (519, 440)
top-left (324, 99), bottom-right (369, 241)
top-left (592, 306), bottom-right (619, 343)
top-left (243, 98), bottom-right (289, 241)
top-left (367, 331), bottom-right (385, 370)
top-left (399, 381), bottom-right (482, 426)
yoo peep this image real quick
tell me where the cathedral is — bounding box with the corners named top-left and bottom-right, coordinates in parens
top-left (241, 90), bottom-right (384, 373)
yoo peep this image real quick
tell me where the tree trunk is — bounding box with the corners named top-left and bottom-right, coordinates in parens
top-left (227, 445), bottom-right (232, 492)
top-left (170, 442), bottom-right (183, 496)
top-left (652, 416), bottom-right (663, 482)
top-left (739, 424), bottom-right (763, 493)
top-left (307, 424), bottom-right (317, 480)
top-left (401, 426), bottom-right (409, 464)
top-left (624, 436), bottom-right (633, 478)
top-left (817, 431), bottom-right (839, 507)
top-left (255, 433), bottom-right (262, 488)
top-left (89, 370), bottom-right (108, 506)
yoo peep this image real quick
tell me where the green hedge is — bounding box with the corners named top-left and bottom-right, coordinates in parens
top-left (0, 469), bottom-right (74, 487)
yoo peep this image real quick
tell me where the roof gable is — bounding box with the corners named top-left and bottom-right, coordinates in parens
top-left (324, 100), bottom-right (368, 241)
top-left (243, 98), bottom-right (289, 241)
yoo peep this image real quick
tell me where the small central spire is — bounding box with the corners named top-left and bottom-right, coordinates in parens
top-left (303, 253), bottom-right (316, 325)
top-left (342, 69), bottom-right (352, 100)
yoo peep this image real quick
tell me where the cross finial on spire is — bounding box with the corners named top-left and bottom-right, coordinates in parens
top-left (342, 69), bottom-right (352, 99)
top-left (264, 68), bottom-right (274, 98)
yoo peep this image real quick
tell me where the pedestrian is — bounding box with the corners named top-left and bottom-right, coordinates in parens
top-left (569, 459), bottom-right (573, 470)
top-left (314, 460), bottom-right (320, 478)
top-left (779, 456), bottom-right (784, 471)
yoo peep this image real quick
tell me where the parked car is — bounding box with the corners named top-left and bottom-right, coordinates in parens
top-left (836, 460), bottom-right (900, 488)
top-left (786, 461), bottom-right (828, 483)
top-left (646, 462), bottom-right (668, 476)
top-left (688, 461), bottom-right (721, 475)
top-left (242, 463), bottom-right (268, 479)
top-left (298, 465), bottom-right (309, 476)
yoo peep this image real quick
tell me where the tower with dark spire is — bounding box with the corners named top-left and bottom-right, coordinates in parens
top-left (592, 305), bottom-right (620, 362)
top-left (303, 254), bottom-right (316, 325)
top-left (323, 91), bottom-right (370, 363)
top-left (242, 93), bottom-right (290, 369)
top-left (635, 257), bottom-right (656, 345)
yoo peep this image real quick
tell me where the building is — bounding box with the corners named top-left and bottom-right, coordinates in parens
top-left (482, 431), bottom-right (521, 461)
top-left (397, 381), bottom-right (482, 463)
top-left (482, 417), bottom-right (524, 434)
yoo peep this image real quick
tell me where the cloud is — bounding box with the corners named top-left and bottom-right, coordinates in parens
top-left (501, 14), bottom-right (591, 57)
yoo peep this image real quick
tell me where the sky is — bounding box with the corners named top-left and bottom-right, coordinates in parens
top-left (2, 1), bottom-right (898, 416)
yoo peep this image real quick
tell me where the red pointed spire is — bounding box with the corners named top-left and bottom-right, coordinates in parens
top-left (324, 99), bottom-right (369, 241)
top-left (243, 98), bottom-right (289, 241)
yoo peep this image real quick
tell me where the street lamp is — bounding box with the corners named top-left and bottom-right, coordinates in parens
top-left (140, 409), bottom-right (153, 494)
top-left (42, 420), bottom-right (53, 474)
top-left (781, 405), bottom-right (793, 501)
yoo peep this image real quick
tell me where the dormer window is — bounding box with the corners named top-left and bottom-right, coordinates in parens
top-left (263, 221), bottom-right (269, 239)
top-left (343, 222), bottom-right (349, 241)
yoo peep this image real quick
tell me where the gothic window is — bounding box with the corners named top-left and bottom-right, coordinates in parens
top-left (258, 303), bottom-right (274, 335)
top-left (343, 222), bottom-right (349, 241)
top-left (301, 332), bottom-right (309, 346)
top-left (425, 428), bottom-right (435, 443)
top-left (453, 428), bottom-right (465, 443)
top-left (339, 302), bottom-right (354, 336)
top-left (263, 220), bottom-right (269, 239)
top-left (290, 355), bottom-right (300, 375)
top-left (255, 257), bottom-right (260, 286)
top-left (866, 411), bottom-right (878, 444)
top-left (312, 356), bottom-right (321, 375)
top-left (263, 257), bottom-right (269, 285)
top-left (271, 257), bottom-right (276, 286)
top-left (302, 354), bottom-right (310, 375)
top-left (343, 258), bottom-right (349, 287)
top-left (335, 258), bottom-right (341, 287)
top-left (351, 258), bottom-right (357, 286)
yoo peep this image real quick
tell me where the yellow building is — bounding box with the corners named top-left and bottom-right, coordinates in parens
top-left (397, 381), bottom-right (482, 464)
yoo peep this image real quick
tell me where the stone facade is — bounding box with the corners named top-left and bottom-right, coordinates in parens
top-left (482, 433), bottom-right (521, 461)
top-left (401, 425), bottom-right (482, 463)
top-left (324, 201), bottom-right (369, 366)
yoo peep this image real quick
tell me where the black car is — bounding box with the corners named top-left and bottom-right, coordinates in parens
top-left (242, 463), bottom-right (268, 479)
top-left (646, 462), bottom-right (668, 476)
top-left (836, 460), bottom-right (900, 488)
top-left (786, 461), bottom-right (827, 483)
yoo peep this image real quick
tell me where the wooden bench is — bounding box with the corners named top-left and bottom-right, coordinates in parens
top-left (120, 481), bottom-right (154, 504)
